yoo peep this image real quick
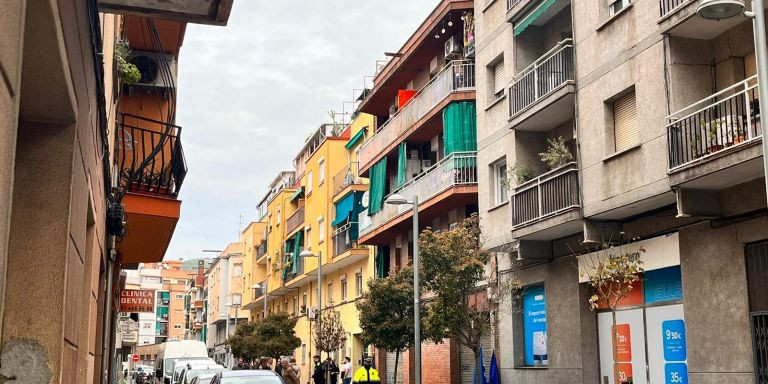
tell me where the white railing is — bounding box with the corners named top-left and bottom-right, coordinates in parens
top-left (507, 0), bottom-right (529, 11)
top-left (511, 162), bottom-right (579, 227)
top-left (666, 76), bottom-right (763, 169)
top-left (509, 40), bottom-right (574, 117)
top-left (359, 152), bottom-right (478, 237)
top-left (358, 61), bottom-right (475, 171)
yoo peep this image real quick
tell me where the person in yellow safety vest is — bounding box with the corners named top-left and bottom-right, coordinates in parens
top-left (352, 357), bottom-right (380, 384)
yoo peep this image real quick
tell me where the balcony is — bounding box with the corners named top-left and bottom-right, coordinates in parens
top-left (509, 40), bottom-right (574, 131)
top-left (359, 152), bottom-right (478, 240)
top-left (97, 0), bottom-right (234, 25)
top-left (286, 205), bottom-right (305, 235)
top-left (659, 0), bottom-right (763, 38)
top-left (193, 322), bottom-right (203, 330)
top-left (359, 61), bottom-right (475, 172)
top-left (257, 239), bottom-right (268, 260)
top-left (193, 299), bottom-right (204, 309)
top-left (333, 162), bottom-right (366, 199)
top-left (117, 113), bottom-right (186, 264)
top-left (511, 162), bottom-right (581, 239)
top-left (666, 77), bottom-right (764, 189)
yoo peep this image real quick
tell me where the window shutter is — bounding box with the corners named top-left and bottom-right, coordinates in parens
top-left (746, 52), bottom-right (757, 78)
top-left (613, 91), bottom-right (639, 152)
top-left (493, 61), bottom-right (505, 95)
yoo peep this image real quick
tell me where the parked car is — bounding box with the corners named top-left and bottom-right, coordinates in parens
top-left (180, 365), bottom-right (227, 384)
top-left (154, 340), bottom-right (209, 384)
top-left (210, 370), bottom-right (285, 384)
top-left (172, 358), bottom-right (217, 384)
top-left (188, 373), bottom-right (217, 384)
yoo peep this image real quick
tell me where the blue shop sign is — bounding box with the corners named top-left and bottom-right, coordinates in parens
top-left (665, 362), bottom-right (688, 384)
top-left (523, 285), bottom-right (547, 366)
top-left (644, 266), bottom-right (683, 304)
top-left (662, 319), bottom-right (687, 361)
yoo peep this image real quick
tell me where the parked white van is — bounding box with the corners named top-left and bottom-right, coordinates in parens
top-left (153, 340), bottom-right (209, 384)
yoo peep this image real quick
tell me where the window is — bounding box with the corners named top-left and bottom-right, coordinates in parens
top-left (174, 324), bottom-right (182, 329)
top-left (301, 344), bottom-right (307, 364)
top-left (307, 172), bottom-right (313, 194)
top-left (327, 282), bottom-right (333, 306)
top-left (232, 293), bottom-right (242, 306)
top-left (318, 217), bottom-right (325, 242)
top-left (490, 59), bottom-right (505, 101)
top-left (302, 292), bottom-right (308, 308)
top-left (306, 227), bottom-right (312, 247)
top-left (233, 263), bottom-right (243, 277)
top-left (356, 272), bottom-right (363, 297)
top-left (175, 294), bottom-right (183, 300)
top-left (293, 297), bottom-right (298, 314)
top-left (341, 277), bottom-right (348, 301)
top-left (277, 205), bottom-right (281, 223)
top-left (613, 90), bottom-right (639, 152)
top-left (318, 158), bottom-right (326, 184)
top-left (610, 0), bottom-right (631, 15)
top-left (492, 158), bottom-right (508, 205)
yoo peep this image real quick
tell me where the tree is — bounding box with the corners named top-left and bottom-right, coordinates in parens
top-left (419, 213), bottom-right (521, 378)
top-left (315, 304), bottom-right (348, 357)
top-left (579, 237), bottom-right (644, 384)
top-left (356, 267), bottom-right (423, 384)
top-left (228, 312), bottom-right (302, 360)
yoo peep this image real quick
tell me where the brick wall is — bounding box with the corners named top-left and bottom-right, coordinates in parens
top-left (401, 339), bottom-right (459, 384)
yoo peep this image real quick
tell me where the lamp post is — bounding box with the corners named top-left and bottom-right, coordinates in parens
top-left (385, 193), bottom-right (421, 384)
top-left (696, 0), bottom-right (768, 207)
top-left (300, 250), bottom-right (323, 354)
top-left (225, 302), bottom-right (232, 368)
top-left (252, 283), bottom-right (267, 319)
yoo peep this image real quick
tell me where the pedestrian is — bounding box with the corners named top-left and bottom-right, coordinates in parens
top-left (281, 357), bottom-right (301, 384)
top-left (327, 357), bottom-right (340, 384)
top-left (341, 356), bottom-right (352, 384)
top-left (290, 356), bottom-right (301, 379)
top-left (232, 357), bottom-right (249, 370)
top-left (258, 356), bottom-right (272, 370)
top-left (275, 356), bottom-right (283, 376)
top-left (352, 357), bottom-right (380, 384)
top-left (311, 355), bottom-right (326, 384)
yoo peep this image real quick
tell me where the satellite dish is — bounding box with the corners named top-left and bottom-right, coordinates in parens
top-left (361, 191), bottom-right (369, 208)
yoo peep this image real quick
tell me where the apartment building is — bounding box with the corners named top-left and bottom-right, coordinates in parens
top-left (474, 0), bottom-right (768, 383)
top-left (206, 242), bottom-right (248, 366)
top-left (240, 221), bottom-right (267, 321)
top-left (352, 1), bottom-right (481, 382)
top-left (185, 259), bottom-right (210, 342)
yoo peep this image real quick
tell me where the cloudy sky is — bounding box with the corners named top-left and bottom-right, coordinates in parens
top-left (167, 1), bottom-right (435, 260)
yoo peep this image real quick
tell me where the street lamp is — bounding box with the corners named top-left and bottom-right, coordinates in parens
top-left (225, 302), bottom-right (232, 368)
top-left (300, 250), bottom-right (323, 354)
top-left (252, 283), bottom-right (267, 319)
top-left (696, 0), bottom-right (768, 207)
top-left (384, 193), bottom-right (421, 384)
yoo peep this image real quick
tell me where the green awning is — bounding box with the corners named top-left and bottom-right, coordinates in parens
top-left (345, 127), bottom-right (368, 149)
top-left (290, 186), bottom-right (304, 203)
top-left (443, 101), bottom-right (477, 155)
top-left (396, 142), bottom-right (407, 187)
top-left (368, 158), bottom-right (387, 215)
top-left (514, 0), bottom-right (557, 36)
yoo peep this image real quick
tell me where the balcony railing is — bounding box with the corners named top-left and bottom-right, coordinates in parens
top-left (117, 113), bottom-right (187, 197)
top-left (257, 239), bottom-right (268, 258)
top-left (333, 223), bottom-right (361, 256)
top-left (286, 205), bottom-right (305, 235)
top-left (359, 61), bottom-right (475, 170)
top-left (659, 0), bottom-right (686, 18)
top-left (193, 299), bottom-right (204, 309)
top-left (360, 152), bottom-right (478, 237)
top-left (666, 76), bottom-right (763, 170)
top-left (333, 162), bottom-right (363, 196)
top-left (509, 40), bottom-right (574, 117)
top-left (511, 162), bottom-right (579, 227)
top-left (507, 0), bottom-right (527, 11)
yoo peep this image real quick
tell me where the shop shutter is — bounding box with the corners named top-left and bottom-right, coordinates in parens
top-left (493, 61), bottom-right (505, 96)
top-left (459, 334), bottom-right (494, 384)
top-left (613, 91), bottom-right (639, 152)
top-left (385, 351), bottom-right (404, 384)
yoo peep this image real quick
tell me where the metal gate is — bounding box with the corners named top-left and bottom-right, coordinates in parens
top-left (747, 242), bottom-right (768, 384)
top-left (385, 351), bottom-right (404, 384)
top-left (459, 334), bottom-right (494, 384)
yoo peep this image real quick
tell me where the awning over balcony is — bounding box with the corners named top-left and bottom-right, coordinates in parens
top-left (332, 193), bottom-right (356, 227)
top-left (346, 127), bottom-right (367, 150)
top-left (397, 142), bottom-right (407, 188)
top-left (368, 158), bottom-right (388, 215)
top-left (443, 101), bottom-right (477, 155)
top-left (290, 186), bottom-right (304, 203)
top-left (514, 0), bottom-right (564, 36)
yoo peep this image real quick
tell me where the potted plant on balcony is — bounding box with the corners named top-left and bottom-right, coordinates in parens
top-left (512, 165), bottom-right (536, 185)
top-left (115, 39), bottom-right (141, 85)
top-left (707, 119), bottom-right (724, 154)
top-left (539, 136), bottom-right (574, 170)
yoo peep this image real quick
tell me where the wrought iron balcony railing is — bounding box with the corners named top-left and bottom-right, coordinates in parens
top-left (509, 40), bottom-right (574, 117)
top-left (659, 0), bottom-right (686, 18)
top-left (359, 152), bottom-right (478, 237)
top-left (117, 113), bottom-right (187, 197)
top-left (511, 162), bottom-right (579, 227)
top-left (667, 76), bottom-right (763, 170)
top-left (333, 223), bottom-right (362, 256)
top-left (359, 61), bottom-right (475, 171)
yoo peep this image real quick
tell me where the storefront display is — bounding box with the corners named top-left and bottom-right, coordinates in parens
top-left (522, 285), bottom-right (547, 366)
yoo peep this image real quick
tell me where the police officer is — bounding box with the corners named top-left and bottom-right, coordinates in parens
top-left (352, 357), bottom-right (380, 384)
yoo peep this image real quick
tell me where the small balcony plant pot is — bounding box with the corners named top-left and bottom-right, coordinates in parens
top-left (707, 144), bottom-right (725, 154)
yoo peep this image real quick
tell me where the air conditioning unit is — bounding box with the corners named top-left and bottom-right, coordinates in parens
top-left (128, 50), bottom-right (177, 89)
top-left (444, 35), bottom-right (462, 59)
top-left (307, 308), bottom-right (318, 321)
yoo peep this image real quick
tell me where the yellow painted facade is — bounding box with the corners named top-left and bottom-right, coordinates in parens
top-left (240, 221), bottom-right (266, 320)
top-left (239, 114), bottom-right (377, 371)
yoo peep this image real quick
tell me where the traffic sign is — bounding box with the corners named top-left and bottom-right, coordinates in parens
top-left (132, 354), bottom-right (140, 363)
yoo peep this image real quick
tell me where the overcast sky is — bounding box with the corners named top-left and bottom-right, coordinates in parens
top-left (166, 1), bottom-right (435, 260)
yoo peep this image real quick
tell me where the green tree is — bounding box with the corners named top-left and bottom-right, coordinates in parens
top-left (228, 312), bottom-right (302, 360)
top-left (580, 237), bottom-right (644, 384)
top-left (356, 267), bottom-right (422, 384)
top-left (419, 213), bottom-right (521, 377)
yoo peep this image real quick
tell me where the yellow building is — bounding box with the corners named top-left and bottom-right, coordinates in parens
top-left (240, 221), bottom-right (267, 321)
top-left (242, 114), bottom-right (377, 370)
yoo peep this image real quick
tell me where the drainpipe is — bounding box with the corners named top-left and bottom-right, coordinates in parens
top-left (101, 235), bottom-right (117, 384)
